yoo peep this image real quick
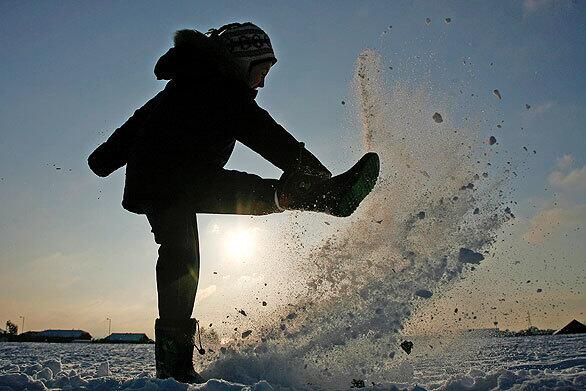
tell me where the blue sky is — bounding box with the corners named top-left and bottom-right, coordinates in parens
top-left (0, 1), bottom-right (584, 337)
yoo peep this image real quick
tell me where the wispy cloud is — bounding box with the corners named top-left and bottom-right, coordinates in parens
top-left (1, 251), bottom-right (86, 292)
top-left (523, 0), bottom-right (576, 15)
top-left (523, 101), bottom-right (555, 118)
top-left (523, 154), bottom-right (586, 243)
top-left (522, 204), bottom-right (586, 243)
top-left (532, 101), bottom-right (555, 115)
top-left (523, 0), bottom-right (554, 12)
top-left (548, 166), bottom-right (586, 191)
top-left (556, 154), bottom-right (574, 170)
top-left (546, 153), bottom-right (586, 192)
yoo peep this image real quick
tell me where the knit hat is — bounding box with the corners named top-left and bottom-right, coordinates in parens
top-left (209, 22), bottom-right (277, 79)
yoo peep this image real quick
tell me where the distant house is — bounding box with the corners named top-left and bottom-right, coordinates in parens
top-left (18, 329), bottom-right (92, 343)
top-left (101, 333), bottom-right (153, 344)
top-left (554, 319), bottom-right (586, 335)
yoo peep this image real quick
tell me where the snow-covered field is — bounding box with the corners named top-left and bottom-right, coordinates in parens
top-left (1, 334), bottom-right (584, 390)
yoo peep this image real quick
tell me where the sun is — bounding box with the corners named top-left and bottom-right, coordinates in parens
top-left (225, 228), bottom-right (256, 260)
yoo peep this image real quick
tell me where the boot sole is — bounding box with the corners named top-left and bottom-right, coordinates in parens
top-left (332, 152), bottom-right (380, 217)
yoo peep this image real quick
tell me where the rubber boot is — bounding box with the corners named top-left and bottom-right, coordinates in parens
top-left (155, 318), bottom-right (206, 384)
top-left (277, 152), bottom-right (380, 217)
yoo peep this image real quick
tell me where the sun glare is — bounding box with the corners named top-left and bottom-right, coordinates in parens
top-left (225, 228), bottom-right (256, 260)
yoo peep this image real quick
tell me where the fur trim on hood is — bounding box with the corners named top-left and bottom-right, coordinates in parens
top-left (154, 29), bottom-right (243, 82)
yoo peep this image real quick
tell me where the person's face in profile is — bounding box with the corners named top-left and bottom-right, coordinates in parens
top-left (248, 61), bottom-right (273, 89)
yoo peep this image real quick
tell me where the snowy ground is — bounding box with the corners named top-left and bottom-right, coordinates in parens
top-left (1, 334), bottom-right (584, 390)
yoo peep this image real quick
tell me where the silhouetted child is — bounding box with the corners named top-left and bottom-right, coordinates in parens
top-left (88, 22), bottom-right (379, 383)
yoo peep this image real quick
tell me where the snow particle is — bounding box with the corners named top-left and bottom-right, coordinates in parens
top-left (489, 136), bottom-right (497, 145)
top-left (415, 289), bottom-right (433, 299)
top-left (458, 248), bottom-right (485, 264)
top-left (504, 207), bottom-right (515, 219)
top-left (445, 17), bottom-right (452, 23)
top-left (432, 112), bottom-right (443, 123)
top-left (400, 340), bottom-right (414, 354)
top-left (493, 89), bottom-right (502, 100)
top-left (425, 17), bottom-right (431, 25)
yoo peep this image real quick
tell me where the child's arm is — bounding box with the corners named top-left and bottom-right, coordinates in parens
top-left (232, 98), bottom-right (331, 178)
top-left (88, 90), bottom-right (164, 177)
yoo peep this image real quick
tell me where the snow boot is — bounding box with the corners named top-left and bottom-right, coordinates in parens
top-left (277, 152), bottom-right (380, 217)
top-left (155, 318), bottom-right (206, 384)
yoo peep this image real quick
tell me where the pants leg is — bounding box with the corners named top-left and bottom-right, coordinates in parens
top-left (190, 169), bottom-right (282, 215)
top-left (147, 206), bottom-right (199, 320)
top-left (147, 169), bottom-right (282, 319)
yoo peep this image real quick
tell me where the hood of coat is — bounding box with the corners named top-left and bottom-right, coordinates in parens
top-left (154, 29), bottom-right (247, 87)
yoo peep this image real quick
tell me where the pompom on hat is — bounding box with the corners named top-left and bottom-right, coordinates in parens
top-left (208, 22), bottom-right (277, 78)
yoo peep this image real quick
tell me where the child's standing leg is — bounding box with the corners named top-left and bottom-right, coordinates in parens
top-left (147, 205), bottom-right (204, 383)
top-left (147, 205), bottom-right (200, 320)
top-left (147, 171), bottom-right (282, 383)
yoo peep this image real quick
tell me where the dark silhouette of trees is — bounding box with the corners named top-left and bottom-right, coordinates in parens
top-left (5, 320), bottom-right (18, 335)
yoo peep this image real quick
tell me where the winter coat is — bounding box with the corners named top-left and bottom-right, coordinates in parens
top-left (88, 30), bottom-right (329, 214)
